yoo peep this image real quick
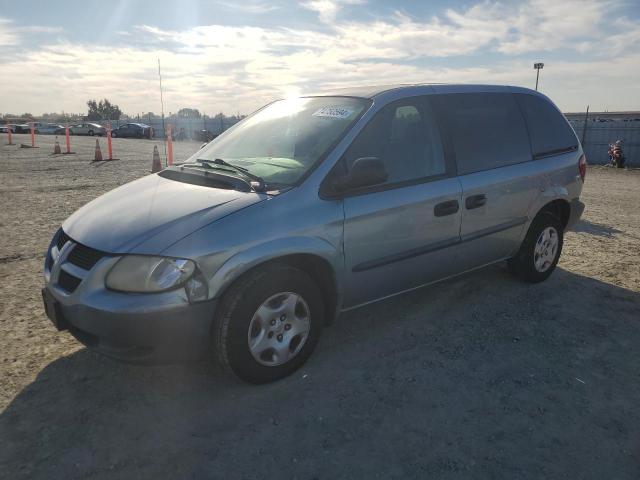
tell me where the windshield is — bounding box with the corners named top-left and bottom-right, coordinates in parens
top-left (188, 96), bottom-right (369, 186)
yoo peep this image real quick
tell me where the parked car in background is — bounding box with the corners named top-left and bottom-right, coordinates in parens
top-left (110, 123), bottom-right (153, 138)
top-left (12, 123), bottom-right (32, 133)
top-left (70, 123), bottom-right (106, 136)
top-left (32, 122), bottom-right (64, 135)
top-left (0, 124), bottom-right (17, 133)
top-left (42, 84), bottom-right (585, 383)
top-left (194, 129), bottom-right (217, 142)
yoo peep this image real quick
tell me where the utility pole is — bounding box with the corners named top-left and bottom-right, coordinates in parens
top-left (534, 62), bottom-right (544, 91)
top-left (581, 105), bottom-right (590, 146)
top-left (158, 58), bottom-right (168, 163)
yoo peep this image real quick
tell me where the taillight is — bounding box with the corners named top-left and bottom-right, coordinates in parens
top-left (578, 154), bottom-right (587, 182)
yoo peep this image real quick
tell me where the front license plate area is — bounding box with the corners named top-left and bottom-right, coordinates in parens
top-left (42, 289), bottom-right (68, 331)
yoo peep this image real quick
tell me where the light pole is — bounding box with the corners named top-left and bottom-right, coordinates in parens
top-left (534, 62), bottom-right (544, 91)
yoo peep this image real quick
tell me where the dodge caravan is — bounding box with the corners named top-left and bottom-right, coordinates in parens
top-left (42, 84), bottom-right (586, 383)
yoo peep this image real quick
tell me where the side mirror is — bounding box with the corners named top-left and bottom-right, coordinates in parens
top-left (332, 157), bottom-right (388, 192)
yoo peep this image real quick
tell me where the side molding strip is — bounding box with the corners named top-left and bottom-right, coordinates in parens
top-left (352, 217), bottom-right (528, 273)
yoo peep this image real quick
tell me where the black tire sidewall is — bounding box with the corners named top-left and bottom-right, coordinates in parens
top-left (512, 213), bottom-right (564, 283)
top-left (217, 265), bottom-right (324, 383)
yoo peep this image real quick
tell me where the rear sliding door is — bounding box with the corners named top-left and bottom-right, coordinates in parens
top-left (432, 92), bottom-right (538, 270)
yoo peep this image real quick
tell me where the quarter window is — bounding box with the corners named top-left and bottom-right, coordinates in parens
top-left (436, 93), bottom-right (531, 175)
top-left (516, 94), bottom-right (578, 157)
top-left (343, 97), bottom-right (446, 185)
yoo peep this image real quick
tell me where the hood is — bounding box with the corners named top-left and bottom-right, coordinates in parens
top-left (63, 173), bottom-right (266, 253)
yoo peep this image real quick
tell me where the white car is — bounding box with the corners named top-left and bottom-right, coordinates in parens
top-left (70, 123), bottom-right (106, 136)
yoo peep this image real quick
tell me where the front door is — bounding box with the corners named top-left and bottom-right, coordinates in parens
top-left (339, 96), bottom-right (462, 308)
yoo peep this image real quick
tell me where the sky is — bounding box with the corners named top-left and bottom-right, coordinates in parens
top-left (1, 0), bottom-right (639, 116)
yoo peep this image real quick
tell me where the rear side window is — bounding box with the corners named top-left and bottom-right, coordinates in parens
top-left (516, 94), bottom-right (578, 158)
top-left (436, 93), bottom-right (531, 175)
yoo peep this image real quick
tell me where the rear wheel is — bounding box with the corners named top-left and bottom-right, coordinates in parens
top-left (508, 212), bottom-right (563, 283)
top-left (214, 264), bottom-right (324, 383)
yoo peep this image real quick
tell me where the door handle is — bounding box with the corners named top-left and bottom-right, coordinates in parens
top-left (434, 199), bottom-right (460, 217)
top-left (465, 194), bottom-right (487, 210)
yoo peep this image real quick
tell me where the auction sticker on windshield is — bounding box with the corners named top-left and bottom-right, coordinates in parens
top-left (312, 106), bottom-right (354, 119)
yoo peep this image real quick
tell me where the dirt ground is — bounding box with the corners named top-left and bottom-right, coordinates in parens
top-left (1, 133), bottom-right (639, 479)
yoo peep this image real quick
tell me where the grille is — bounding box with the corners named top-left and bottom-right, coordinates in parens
top-left (56, 229), bottom-right (70, 250)
top-left (67, 243), bottom-right (107, 271)
top-left (58, 270), bottom-right (82, 293)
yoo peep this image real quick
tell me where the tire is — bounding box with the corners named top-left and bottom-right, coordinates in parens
top-left (214, 264), bottom-right (324, 384)
top-left (88, 130), bottom-right (94, 136)
top-left (508, 212), bottom-right (563, 283)
top-left (110, 131), bottom-right (117, 138)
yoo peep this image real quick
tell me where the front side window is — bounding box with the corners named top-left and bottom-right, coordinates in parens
top-left (342, 97), bottom-right (446, 185)
top-left (436, 93), bottom-right (531, 175)
top-left (191, 96), bottom-right (369, 186)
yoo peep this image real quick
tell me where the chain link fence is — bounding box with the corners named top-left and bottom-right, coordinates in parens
top-left (567, 115), bottom-right (640, 166)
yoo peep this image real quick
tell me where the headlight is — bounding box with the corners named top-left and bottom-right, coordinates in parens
top-left (106, 256), bottom-right (196, 293)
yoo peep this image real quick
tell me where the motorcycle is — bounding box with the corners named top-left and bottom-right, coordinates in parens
top-left (608, 140), bottom-right (625, 168)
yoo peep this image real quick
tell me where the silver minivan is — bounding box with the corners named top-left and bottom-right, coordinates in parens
top-left (42, 84), bottom-right (586, 383)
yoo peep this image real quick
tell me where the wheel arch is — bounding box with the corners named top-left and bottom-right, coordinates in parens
top-left (209, 239), bottom-right (343, 325)
top-left (535, 198), bottom-right (571, 230)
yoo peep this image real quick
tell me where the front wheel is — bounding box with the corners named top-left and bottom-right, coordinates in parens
top-left (508, 212), bottom-right (563, 283)
top-left (88, 130), bottom-right (94, 136)
top-left (214, 264), bottom-right (324, 383)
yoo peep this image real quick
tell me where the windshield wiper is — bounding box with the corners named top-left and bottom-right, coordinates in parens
top-left (196, 158), bottom-right (266, 192)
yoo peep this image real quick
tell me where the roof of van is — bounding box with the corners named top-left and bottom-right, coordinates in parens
top-left (307, 84), bottom-right (539, 99)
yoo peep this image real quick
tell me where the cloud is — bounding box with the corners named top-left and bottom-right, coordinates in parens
top-left (0, 17), bottom-right (62, 46)
top-left (1, 0), bottom-right (639, 115)
top-left (301, 0), bottom-right (365, 23)
top-left (215, 1), bottom-right (280, 14)
top-left (0, 18), bottom-right (18, 45)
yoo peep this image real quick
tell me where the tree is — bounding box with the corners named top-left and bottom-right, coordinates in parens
top-left (177, 108), bottom-right (201, 119)
top-left (86, 99), bottom-right (123, 120)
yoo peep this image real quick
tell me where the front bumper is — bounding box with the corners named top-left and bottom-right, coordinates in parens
top-left (43, 285), bottom-right (216, 364)
top-left (43, 242), bottom-right (217, 364)
top-left (565, 198), bottom-right (585, 231)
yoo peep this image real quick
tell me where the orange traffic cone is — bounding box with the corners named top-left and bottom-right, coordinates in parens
top-left (53, 138), bottom-right (62, 154)
top-left (94, 138), bottom-right (103, 161)
top-left (151, 145), bottom-right (162, 173)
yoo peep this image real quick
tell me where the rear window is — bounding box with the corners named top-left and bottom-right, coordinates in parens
top-left (516, 94), bottom-right (578, 158)
top-left (436, 93), bottom-right (531, 175)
